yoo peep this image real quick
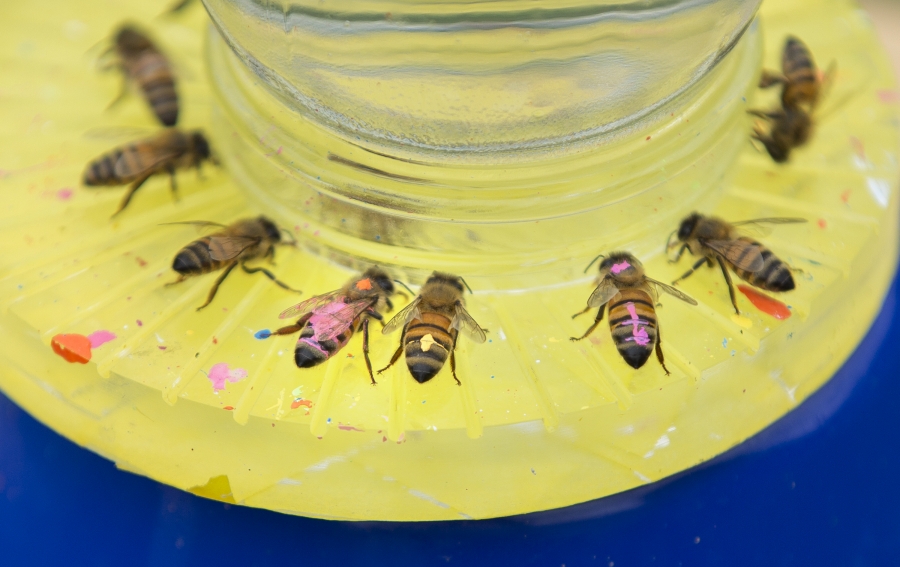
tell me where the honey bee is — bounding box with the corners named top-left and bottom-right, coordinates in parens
top-left (667, 213), bottom-right (807, 314)
top-left (266, 268), bottom-right (401, 384)
top-left (109, 25), bottom-right (179, 126)
top-left (83, 129), bottom-right (213, 216)
top-left (750, 36), bottom-right (832, 162)
top-left (166, 216), bottom-right (300, 310)
top-left (379, 272), bottom-right (486, 385)
top-left (570, 252), bottom-right (696, 375)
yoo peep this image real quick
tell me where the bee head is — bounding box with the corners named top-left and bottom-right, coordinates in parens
top-left (115, 26), bottom-right (152, 53)
top-left (191, 132), bottom-right (212, 161)
top-left (599, 252), bottom-right (642, 278)
top-left (427, 272), bottom-right (467, 294)
top-left (363, 267), bottom-right (395, 294)
top-left (257, 216), bottom-right (282, 243)
top-left (677, 213), bottom-right (702, 242)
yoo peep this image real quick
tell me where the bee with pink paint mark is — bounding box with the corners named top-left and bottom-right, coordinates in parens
top-left (265, 267), bottom-right (405, 384)
top-left (571, 252), bottom-right (697, 375)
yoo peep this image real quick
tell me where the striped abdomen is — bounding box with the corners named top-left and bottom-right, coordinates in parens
top-left (171, 237), bottom-right (228, 276)
top-left (729, 237), bottom-right (795, 292)
top-left (294, 318), bottom-right (357, 368)
top-left (128, 51), bottom-right (178, 126)
top-left (83, 143), bottom-right (159, 186)
top-left (782, 37), bottom-right (818, 108)
top-left (608, 289), bottom-right (658, 370)
top-left (404, 312), bottom-right (454, 383)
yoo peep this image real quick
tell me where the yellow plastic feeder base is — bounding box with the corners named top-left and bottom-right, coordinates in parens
top-left (0, 0), bottom-right (897, 520)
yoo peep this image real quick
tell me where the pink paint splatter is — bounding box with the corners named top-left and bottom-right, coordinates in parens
top-left (817, 218), bottom-right (827, 229)
top-left (624, 303), bottom-right (651, 346)
top-left (56, 188), bottom-right (73, 201)
top-left (136, 319), bottom-right (143, 327)
top-left (135, 257), bottom-right (148, 267)
top-left (87, 330), bottom-right (116, 348)
top-left (338, 423), bottom-right (364, 432)
top-left (840, 189), bottom-right (851, 204)
top-left (207, 363), bottom-right (248, 392)
top-left (878, 89), bottom-right (900, 103)
top-left (610, 261), bottom-right (631, 274)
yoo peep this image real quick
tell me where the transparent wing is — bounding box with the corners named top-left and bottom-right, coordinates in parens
top-left (646, 278), bottom-right (699, 305)
top-left (313, 299), bottom-right (377, 342)
top-left (160, 220), bottom-right (229, 234)
top-left (382, 297), bottom-right (422, 335)
top-left (731, 217), bottom-right (807, 237)
top-left (82, 126), bottom-right (154, 141)
top-left (279, 291), bottom-right (342, 320)
top-left (113, 147), bottom-right (178, 179)
top-left (206, 235), bottom-right (261, 262)
top-left (703, 239), bottom-right (765, 272)
top-left (587, 279), bottom-right (620, 308)
top-left (451, 304), bottom-right (487, 344)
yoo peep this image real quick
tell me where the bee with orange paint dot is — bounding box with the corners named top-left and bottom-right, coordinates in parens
top-left (263, 267), bottom-right (404, 384)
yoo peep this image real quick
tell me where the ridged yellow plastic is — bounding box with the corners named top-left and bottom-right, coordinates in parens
top-left (0, 0), bottom-right (896, 521)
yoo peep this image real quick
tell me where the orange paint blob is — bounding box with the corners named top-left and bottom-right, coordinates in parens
top-left (356, 278), bottom-right (373, 290)
top-left (50, 333), bottom-right (92, 364)
top-left (737, 285), bottom-right (792, 320)
top-left (291, 399), bottom-right (313, 410)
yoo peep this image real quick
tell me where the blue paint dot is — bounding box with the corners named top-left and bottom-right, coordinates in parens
top-left (722, 338), bottom-right (728, 348)
top-left (490, 375), bottom-right (495, 379)
top-left (375, 235), bottom-right (381, 240)
top-left (255, 329), bottom-right (272, 339)
top-left (327, 417), bottom-right (332, 423)
top-left (731, 350), bottom-right (736, 357)
top-left (17, 284), bottom-right (23, 290)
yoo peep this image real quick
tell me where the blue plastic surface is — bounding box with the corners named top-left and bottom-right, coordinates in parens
top-left (1, 276), bottom-right (898, 566)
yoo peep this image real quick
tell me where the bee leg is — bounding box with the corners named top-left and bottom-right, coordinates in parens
top-left (105, 76), bottom-right (129, 110)
top-left (167, 165), bottom-right (179, 202)
top-left (570, 304), bottom-right (606, 342)
top-left (271, 313), bottom-right (313, 336)
top-left (571, 305), bottom-right (592, 319)
top-left (671, 256), bottom-right (709, 286)
top-left (716, 256), bottom-right (740, 315)
top-left (265, 246), bottom-right (277, 266)
top-left (196, 262), bottom-right (238, 311)
top-left (361, 319), bottom-right (377, 385)
top-left (165, 274), bottom-right (187, 287)
top-left (111, 172), bottom-right (153, 217)
top-left (240, 263), bottom-right (302, 294)
top-left (758, 70), bottom-right (787, 89)
top-left (655, 331), bottom-right (671, 376)
top-left (669, 244), bottom-right (689, 264)
top-left (449, 331), bottom-right (461, 386)
top-left (377, 324), bottom-right (407, 374)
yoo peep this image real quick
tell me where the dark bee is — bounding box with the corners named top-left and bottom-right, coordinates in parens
top-left (667, 213), bottom-right (807, 314)
top-left (83, 128), bottom-right (213, 216)
top-left (166, 216), bottom-right (300, 310)
top-left (570, 252), bottom-right (696, 375)
top-left (110, 25), bottom-right (179, 126)
top-left (265, 268), bottom-right (400, 384)
top-left (750, 36), bottom-right (832, 162)
top-left (379, 272), bottom-right (486, 385)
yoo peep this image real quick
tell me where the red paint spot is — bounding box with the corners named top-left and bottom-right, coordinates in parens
top-left (51, 333), bottom-right (92, 364)
top-left (136, 320), bottom-right (143, 326)
top-left (840, 189), bottom-right (851, 204)
top-left (338, 423), bottom-right (364, 432)
top-left (158, 345), bottom-right (167, 350)
top-left (737, 285), bottom-right (792, 320)
top-left (212, 337), bottom-right (218, 345)
top-left (356, 278), bottom-right (373, 291)
top-left (135, 257), bottom-right (148, 267)
top-left (817, 218), bottom-right (827, 229)
top-left (290, 399), bottom-right (312, 410)
top-left (646, 136), bottom-right (651, 141)
top-left (223, 406), bottom-right (234, 411)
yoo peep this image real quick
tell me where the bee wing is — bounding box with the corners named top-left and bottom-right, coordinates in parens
top-left (645, 278), bottom-right (699, 305)
top-left (451, 304), bottom-right (487, 344)
top-left (731, 217), bottom-right (807, 237)
top-left (313, 299), bottom-right (376, 342)
top-left (382, 297), bottom-right (422, 335)
top-left (279, 291), bottom-right (343, 319)
top-left (82, 126), bottom-right (155, 141)
top-left (113, 147), bottom-right (179, 179)
top-left (205, 235), bottom-right (261, 262)
top-left (587, 278), bottom-right (620, 308)
top-left (159, 220), bottom-right (229, 234)
top-left (703, 239), bottom-right (766, 272)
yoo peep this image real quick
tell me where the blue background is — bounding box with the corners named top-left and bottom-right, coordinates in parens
top-left (1, 279), bottom-right (898, 567)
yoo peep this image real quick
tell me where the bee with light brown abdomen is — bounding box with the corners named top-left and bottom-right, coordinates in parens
top-left (107, 25), bottom-right (179, 126)
top-left (379, 272), bottom-right (486, 385)
top-left (570, 252), bottom-right (696, 375)
top-left (83, 129), bottom-right (213, 216)
top-left (264, 267), bottom-right (403, 384)
top-left (166, 216), bottom-right (300, 310)
top-left (667, 213), bottom-right (807, 314)
top-left (750, 36), bottom-right (833, 162)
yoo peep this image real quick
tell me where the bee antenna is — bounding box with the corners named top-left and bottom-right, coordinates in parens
top-left (665, 229), bottom-right (678, 252)
top-left (458, 277), bottom-right (475, 294)
top-left (280, 227), bottom-right (297, 247)
top-left (393, 279), bottom-right (415, 296)
top-left (583, 254), bottom-right (605, 274)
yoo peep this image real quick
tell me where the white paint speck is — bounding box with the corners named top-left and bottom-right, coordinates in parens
top-left (408, 489), bottom-right (451, 509)
top-left (867, 177), bottom-right (890, 207)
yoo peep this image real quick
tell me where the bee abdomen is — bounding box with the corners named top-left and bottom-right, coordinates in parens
top-left (404, 319), bottom-right (453, 383)
top-left (84, 149), bottom-right (125, 186)
top-left (733, 244), bottom-right (795, 292)
top-left (608, 293), bottom-right (658, 370)
top-left (295, 323), bottom-right (355, 368)
top-left (172, 239), bottom-right (219, 275)
top-left (133, 53), bottom-right (178, 126)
